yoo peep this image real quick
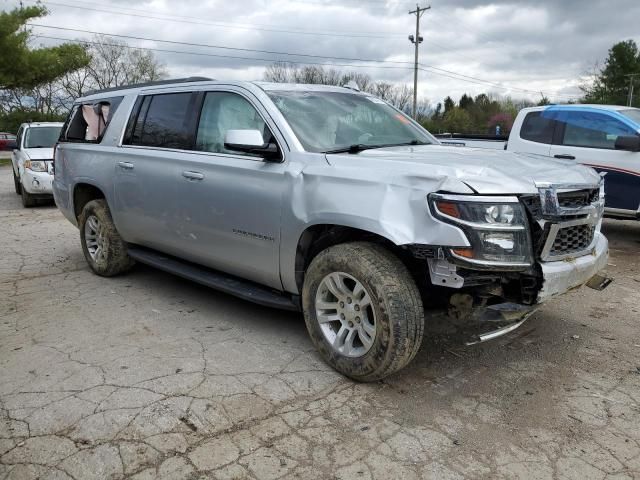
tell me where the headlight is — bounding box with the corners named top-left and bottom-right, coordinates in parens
top-left (24, 160), bottom-right (48, 172)
top-left (429, 194), bottom-right (532, 267)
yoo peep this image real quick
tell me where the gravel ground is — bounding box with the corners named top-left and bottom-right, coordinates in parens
top-left (1, 164), bottom-right (639, 480)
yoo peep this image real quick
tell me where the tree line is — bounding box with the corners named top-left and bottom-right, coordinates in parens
top-left (2, 5), bottom-right (638, 136)
top-left (263, 63), bottom-right (545, 135)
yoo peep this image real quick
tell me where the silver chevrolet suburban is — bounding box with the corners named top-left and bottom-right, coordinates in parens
top-left (53, 78), bottom-right (611, 381)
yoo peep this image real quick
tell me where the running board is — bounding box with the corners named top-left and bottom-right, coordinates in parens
top-left (127, 247), bottom-right (300, 311)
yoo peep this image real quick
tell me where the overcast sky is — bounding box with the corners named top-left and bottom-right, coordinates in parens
top-left (6, 0), bottom-right (640, 105)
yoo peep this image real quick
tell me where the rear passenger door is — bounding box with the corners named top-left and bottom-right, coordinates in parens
top-left (114, 91), bottom-right (200, 250)
top-left (549, 110), bottom-right (640, 213)
top-left (115, 88), bottom-right (287, 290)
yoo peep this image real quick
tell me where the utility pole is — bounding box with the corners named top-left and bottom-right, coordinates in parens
top-left (626, 73), bottom-right (640, 107)
top-left (409, 4), bottom-right (430, 119)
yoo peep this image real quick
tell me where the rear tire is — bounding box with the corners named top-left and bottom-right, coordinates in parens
top-left (302, 242), bottom-right (424, 382)
top-left (13, 169), bottom-right (21, 195)
top-left (79, 199), bottom-right (135, 277)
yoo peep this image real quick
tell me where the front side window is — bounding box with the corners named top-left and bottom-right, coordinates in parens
top-left (196, 92), bottom-right (269, 155)
top-left (24, 126), bottom-right (62, 148)
top-left (132, 93), bottom-right (195, 149)
top-left (520, 111), bottom-right (556, 144)
top-left (266, 90), bottom-right (433, 153)
top-left (561, 111), bottom-right (636, 149)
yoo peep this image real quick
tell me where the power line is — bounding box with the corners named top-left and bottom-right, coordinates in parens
top-left (32, 33), bottom-right (581, 101)
top-left (31, 34), bottom-right (415, 71)
top-left (39, 0), bottom-right (406, 39)
top-left (37, 0), bottom-right (582, 100)
top-left (29, 24), bottom-right (415, 65)
top-left (418, 65), bottom-right (581, 98)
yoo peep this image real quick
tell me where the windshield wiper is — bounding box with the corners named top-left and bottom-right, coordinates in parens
top-left (323, 140), bottom-right (427, 155)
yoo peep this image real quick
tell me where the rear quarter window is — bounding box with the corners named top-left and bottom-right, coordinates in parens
top-left (520, 111), bottom-right (556, 144)
top-left (60, 96), bottom-right (124, 143)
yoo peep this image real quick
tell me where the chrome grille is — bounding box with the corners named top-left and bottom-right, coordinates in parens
top-left (557, 189), bottom-right (599, 209)
top-left (523, 182), bottom-right (603, 262)
top-left (548, 224), bottom-right (595, 258)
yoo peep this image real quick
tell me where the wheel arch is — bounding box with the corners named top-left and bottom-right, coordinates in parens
top-left (292, 223), bottom-right (407, 294)
top-left (73, 182), bottom-right (106, 219)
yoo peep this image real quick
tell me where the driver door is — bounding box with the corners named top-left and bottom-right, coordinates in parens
top-left (168, 89), bottom-right (288, 289)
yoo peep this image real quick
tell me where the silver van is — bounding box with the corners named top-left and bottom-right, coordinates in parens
top-left (53, 78), bottom-right (610, 381)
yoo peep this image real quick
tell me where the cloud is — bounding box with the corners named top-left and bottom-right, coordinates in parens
top-left (12, 0), bottom-right (640, 104)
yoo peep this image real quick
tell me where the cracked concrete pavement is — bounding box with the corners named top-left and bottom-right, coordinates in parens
top-left (1, 164), bottom-right (639, 479)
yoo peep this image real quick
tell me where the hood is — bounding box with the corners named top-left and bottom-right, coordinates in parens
top-left (325, 145), bottom-right (601, 194)
top-left (23, 147), bottom-right (54, 160)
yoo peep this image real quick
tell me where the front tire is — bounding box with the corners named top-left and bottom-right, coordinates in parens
top-left (13, 169), bottom-right (22, 195)
top-left (21, 188), bottom-right (36, 208)
top-left (79, 199), bottom-right (135, 276)
top-left (302, 242), bottom-right (424, 382)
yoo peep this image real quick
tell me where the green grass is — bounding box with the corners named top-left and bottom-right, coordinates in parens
top-left (0, 158), bottom-right (11, 166)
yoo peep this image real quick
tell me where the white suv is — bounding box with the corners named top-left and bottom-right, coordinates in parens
top-left (11, 122), bottom-right (63, 207)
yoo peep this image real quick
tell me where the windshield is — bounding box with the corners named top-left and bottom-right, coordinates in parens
top-left (266, 90), bottom-right (435, 153)
top-left (620, 108), bottom-right (640, 127)
top-left (24, 126), bottom-right (61, 148)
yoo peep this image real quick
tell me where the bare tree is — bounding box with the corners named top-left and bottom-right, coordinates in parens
top-left (82, 35), bottom-right (166, 92)
top-left (263, 62), bottom-right (294, 83)
top-left (387, 84), bottom-right (413, 112)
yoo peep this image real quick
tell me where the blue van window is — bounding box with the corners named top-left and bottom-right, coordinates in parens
top-left (520, 111), bottom-right (555, 144)
top-left (561, 111), bottom-right (636, 149)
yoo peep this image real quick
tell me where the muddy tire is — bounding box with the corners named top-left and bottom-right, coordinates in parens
top-left (21, 188), bottom-right (36, 208)
top-left (79, 199), bottom-right (135, 277)
top-left (13, 169), bottom-right (21, 195)
top-left (302, 242), bottom-right (424, 382)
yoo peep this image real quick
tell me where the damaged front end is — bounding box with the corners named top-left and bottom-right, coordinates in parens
top-left (413, 179), bottom-right (612, 344)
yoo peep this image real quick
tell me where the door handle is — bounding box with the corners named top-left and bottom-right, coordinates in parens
top-left (554, 154), bottom-right (576, 160)
top-left (182, 171), bottom-right (204, 180)
top-left (117, 161), bottom-right (134, 170)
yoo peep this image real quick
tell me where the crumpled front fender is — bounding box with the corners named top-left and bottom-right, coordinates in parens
top-left (279, 161), bottom-right (474, 293)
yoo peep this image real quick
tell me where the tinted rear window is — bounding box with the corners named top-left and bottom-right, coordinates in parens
top-left (130, 93), bottom-right (194, 149)
top-left (520, 111), bottom-right (556, 144)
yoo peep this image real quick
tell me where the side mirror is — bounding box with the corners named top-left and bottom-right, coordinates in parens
top-left (614, 135), bottom-right (640, 152)
top-left (223, 129), bottom-right (280, 160)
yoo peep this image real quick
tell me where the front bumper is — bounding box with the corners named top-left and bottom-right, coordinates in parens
top-left (462, 232), bottom-right (609, 345)
top-left (22, 170), bottom-right (53, 195)
top-left (537, 232), bottom-right (608, 302)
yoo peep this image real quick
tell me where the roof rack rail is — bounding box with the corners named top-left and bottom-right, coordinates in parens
top-left (84, 77), bottom-right (214, 96)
